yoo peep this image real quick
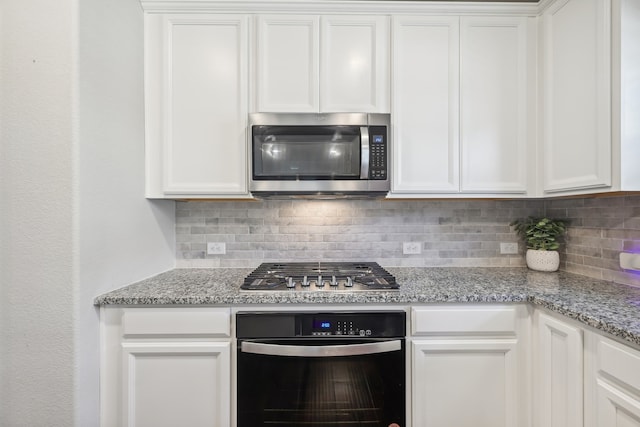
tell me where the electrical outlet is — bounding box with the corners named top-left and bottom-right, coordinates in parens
top-left (207, 242), bottom-right (226, 255)
top-left (620, 252), bottom-right (640, 271)
top-left (500, 242), bottom-right (518, 255)
top-left (403, 242), bottom-right (422, 255)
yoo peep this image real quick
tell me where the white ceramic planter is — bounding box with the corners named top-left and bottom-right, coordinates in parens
top-left (525, 249), bottom-right (560, 272)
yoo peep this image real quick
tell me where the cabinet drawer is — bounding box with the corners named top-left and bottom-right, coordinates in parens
top-left (411, 305), bottom-right (518, 335)
top-left (122, 307), bottom-right (231, 337)
top-left (597, 335), bottom-right (640, 393)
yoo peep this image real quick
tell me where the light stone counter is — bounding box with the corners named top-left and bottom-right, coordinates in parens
top-left (94, 267), bottom-right (640, 347)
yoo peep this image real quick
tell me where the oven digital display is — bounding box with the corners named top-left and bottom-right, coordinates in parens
top-left (313, 320), bottom-right (331, 330)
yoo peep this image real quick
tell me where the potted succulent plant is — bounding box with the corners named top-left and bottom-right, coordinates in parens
top-left (510, 217), bottom-right (567, 272)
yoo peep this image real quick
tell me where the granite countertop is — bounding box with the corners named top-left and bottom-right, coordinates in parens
top-left (94, 267), bottom-right (640, 347)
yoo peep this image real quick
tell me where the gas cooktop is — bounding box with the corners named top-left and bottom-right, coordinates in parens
top-left (241, 262), bottom-right (398, 292)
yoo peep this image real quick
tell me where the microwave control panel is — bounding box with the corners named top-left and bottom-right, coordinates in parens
top-left (369, 126), bottom-right (387, 180)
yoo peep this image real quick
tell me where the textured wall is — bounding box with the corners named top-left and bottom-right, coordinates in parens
top-left (76, 0), bottom-right (176, 424)
top-left (176, 199), bottom-right (544, 268)
top-left (0, 1), bottom-right (75, 424)
top-left (547, 194), bottom-right (640, 287)
top-left (1, 1), bottom-right (176, 425)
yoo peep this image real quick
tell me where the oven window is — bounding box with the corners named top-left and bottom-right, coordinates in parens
top-left (252, 126), bottom-right (361, 179)
top-left (237, 340), bottom-right (405, 427)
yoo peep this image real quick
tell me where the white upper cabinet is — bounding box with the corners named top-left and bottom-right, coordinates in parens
top-left (255, 15), bottom-right (319, 112)
top-left (613, 0), bottom-right (640, 192)
top-left (255, 15), bottom-right (390, 113)
top-left (391, 15), bottom-right (534, 197)
top-left (145, 14), bottom-right (250, 198)
top-left (541, 0), bottom-right (612, 194)
top-left (541, 0), bottom-right (640, 196)
top-left (320, 15), bottom-right (390, 112)
top-left (460, 16), bottom-right (531, 194)
top-left (141, 0), bottom-right (640, 199)
top-left (392, 16), bottom-right (460, 193)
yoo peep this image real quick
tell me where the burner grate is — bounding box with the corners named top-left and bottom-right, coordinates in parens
top-left (241, 262), bottom-right (397, 291)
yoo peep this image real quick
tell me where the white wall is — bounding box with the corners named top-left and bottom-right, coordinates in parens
top-left (76, 0), bottom-right (175, 424)
top-left (0, 1), bottom-right (76, 425)
top-left (0, 0), bottom-right (176, 425)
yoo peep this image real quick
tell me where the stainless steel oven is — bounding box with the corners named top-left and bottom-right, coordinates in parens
top-left (236, 311), bottom-right (406, 427)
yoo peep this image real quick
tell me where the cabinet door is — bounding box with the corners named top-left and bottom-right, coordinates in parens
top-left (542, 0), bottom-right (611, 193)
top-left (460, 17), bottom-right (529, 193)
top-left (145, 14), bottom-right (249, 197)
top-left (121, 341), bottom-right (231, 427)
top-left (534, 310), bottom-right (583, 427)
top-left (391, 16), bottom-right (460, 193)
top-left (587, 333), bottom-right (640, 427)
top-left (412, 338), bottom-right (520, 427)
top-left (320, 15), bottom-right (390, 113)
top-left (255, 15), bottom-right (319, 112)
top-left (595, 382), bottom-right (640, 427)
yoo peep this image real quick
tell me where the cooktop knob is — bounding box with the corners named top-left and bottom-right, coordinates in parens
top-left (345, 276), bottom-right (354, 287)
top-left (330, 275), bottom-right (338, 286)
top-left (302, 275), bottom-right (310, 287)
top-left (317, 275), bottom-right (324, 287)
top-left (287, 277), bottom-right (295, 288)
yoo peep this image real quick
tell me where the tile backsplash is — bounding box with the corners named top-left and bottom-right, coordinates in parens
top-left (176, 199), bottom-right (543, 268)
top-left (176, 194), bottom-right (640, 288)
top-left (547, 194), bottom-right (640, 287)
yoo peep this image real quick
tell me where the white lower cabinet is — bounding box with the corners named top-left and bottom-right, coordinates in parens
top-left (99, 303), bottom-right (640, 427)
top-left (410, 305), bottom-right (530, 427)
top-left (122, 342), bottom-right (230, 427)
top-left (585, 331), bottom-right (640, 427)
top-left (100, 307), bottom-right (232, 427)
top-left (533, 309), bottom-right (583, 427)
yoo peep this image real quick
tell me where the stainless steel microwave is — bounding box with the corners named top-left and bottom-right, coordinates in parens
top-left (249, 113), bottom-right (390, 198)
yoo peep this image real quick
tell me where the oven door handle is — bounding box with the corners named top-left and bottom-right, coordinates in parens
top-left (241, 340), bottom-right (401, 357)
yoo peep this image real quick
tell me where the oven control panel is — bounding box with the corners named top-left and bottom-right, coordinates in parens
top-left (236, 311), bottom-right (406, 339)
top-left (311, 318), bottom-right (374, 336)
top-left (304, 312), bottom-right (405, 337)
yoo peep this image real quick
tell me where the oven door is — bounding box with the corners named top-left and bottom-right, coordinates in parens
top-left (237, 338), bottom-right (405, 427)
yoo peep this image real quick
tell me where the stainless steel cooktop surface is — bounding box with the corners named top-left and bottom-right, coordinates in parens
top-left (241, 262), bottom-right (398, 292)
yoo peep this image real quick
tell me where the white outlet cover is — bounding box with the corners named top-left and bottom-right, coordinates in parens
top-left (403, 242), bottom-right (422, 255)
top-left (500, 242), bottom-right (518, 255)
top-left (620, 252), bottom-right (640, 271)
top-left (207, 242), bottom-right (226, 255)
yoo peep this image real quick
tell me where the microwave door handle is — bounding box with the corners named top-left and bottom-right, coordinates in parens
top-left (241, 340), bottom-right (401, 357)
top-left (360, 126), bottom-right (370, 179)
